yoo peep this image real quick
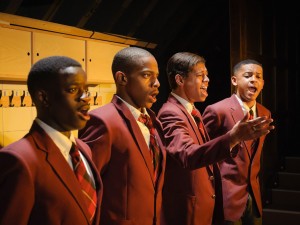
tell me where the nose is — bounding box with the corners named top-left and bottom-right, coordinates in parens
top-left (203, 74), bottom-right (209, 82)
top-left (154, 77), bottom-right (160, 88)
top-left (250, 75), bottom-right (258, 82)
top-left (80, 90), bottom-right (91, 103)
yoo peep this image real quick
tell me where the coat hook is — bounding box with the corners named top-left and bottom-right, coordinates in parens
top-left (94, 92), bottom-right (98, 105)
top-left (21, 90), bottom-right (26, 106)
top-left (9, 90), bottom-right (14, 107)
top-left (0, 90), bottom-right (2, 107)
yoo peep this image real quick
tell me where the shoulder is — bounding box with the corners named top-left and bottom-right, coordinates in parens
top-left (75, 138), bottom-right (92, 156)
top-left (0, 136), bottom-right (39, 171)
top-left (0, 135), bottom-right (32, 154)
top-left (256, 102), bottom-right (271, 116)
top-left (89, 103), bottom-right (115, 116)
top-left (158, 100), bottom-right (184, 117)
top-left (205, 96), bottom-right (235, 111)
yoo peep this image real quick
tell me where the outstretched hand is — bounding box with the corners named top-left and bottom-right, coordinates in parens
top-left (229, 112), bottom-right (275, 147)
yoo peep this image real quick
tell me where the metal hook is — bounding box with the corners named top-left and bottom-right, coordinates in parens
top-left (9, 90), bottom-right (14, 107)
top-left (21, 90), bottom-right (26, 107)
top-left (94, 92), bottom-right (98, 105)
top-left (0, 90), bottom-right (2, 107)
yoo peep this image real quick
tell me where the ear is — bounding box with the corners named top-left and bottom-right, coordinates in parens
top-left (116, 71), bottom-right (127, 85)
top-left (231, 75), bottom-right (237, 87)
top-left (36, 90), bottom-right (49, 107)
top-left (175, 74), bottom-right (184, 86)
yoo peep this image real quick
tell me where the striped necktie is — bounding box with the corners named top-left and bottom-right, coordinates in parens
top-left (191, 107), bottom-right (207, 142)
top-left (249, 109), bottom-right (254, 120)
top-left (138, 113), bottom-right (161, 181)
top-left (70, 143), bottom-right (97, 222)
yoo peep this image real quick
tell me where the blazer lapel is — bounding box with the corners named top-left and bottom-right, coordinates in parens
top-left (147, 108), bottom-right (167, 185)
top-left (168, 95), bottom-right (205, 144)
top-left (112, 96), bottom-right (156, 184)
top-left (30, 122), bottom-right (91, 224)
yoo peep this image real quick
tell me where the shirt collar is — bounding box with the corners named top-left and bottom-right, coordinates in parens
top-left (234, 94), bottom-right (257, 117)
top-left (35, 118), bottom-right (75, 160)
top-left (116, 95), bottom-right (149, 120)
top-left (171, 92), bottom-right (194, 114)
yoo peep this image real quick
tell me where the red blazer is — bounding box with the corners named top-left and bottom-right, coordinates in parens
top-left (0, 121), bottom-right (102, 225)
top-left (79, 95), bottom-right (166, 225)
top-left (202, 94), bottom-right (271, 221)
top-left (157, 95), bottom-right (236, 225)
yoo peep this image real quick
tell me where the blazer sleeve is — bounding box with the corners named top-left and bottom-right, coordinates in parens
top-left (202, 104), bottom-right (225, 139)
top-left (0, 150), bottom-right (35, 225)
top-left (158, 105), bottom-right (233, 170)
top-left (202, 103), bottom-right (240, 158)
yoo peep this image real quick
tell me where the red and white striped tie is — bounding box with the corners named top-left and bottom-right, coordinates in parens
top-left (70, 143), bottom-right (97, 222)
top-left (138, 113), bottom-right (161, 181)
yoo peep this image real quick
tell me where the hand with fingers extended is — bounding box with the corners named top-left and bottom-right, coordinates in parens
top-left (229, 112), bottom-right (275, 148)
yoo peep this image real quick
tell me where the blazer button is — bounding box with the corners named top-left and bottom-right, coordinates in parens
top-left (209, 176), bottom-right (214, 180)
top-left (211, 194), bottom-right (216, 199)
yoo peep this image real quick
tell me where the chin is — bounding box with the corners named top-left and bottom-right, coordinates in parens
top-left (199, 97), bottom-right (207, 102)
top-left (145, 103), bottom-right (154, 109)
top-left (76, 121), bottom-right (88, 130)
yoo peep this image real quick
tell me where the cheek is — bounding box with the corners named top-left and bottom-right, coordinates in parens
top-left (196, 78), bottom-right (202, 86)
top-left (56, 98), bottom-right (77, 113)
top-left (190, 79), bottom-right (202, 91)
top-left (132, 81), bottom-right (149, 94)
top-left (185, 84), bottom-right (197, 97)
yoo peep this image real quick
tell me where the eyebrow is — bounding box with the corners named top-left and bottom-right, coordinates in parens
top-left (244, 71), bottom-right (262, 75)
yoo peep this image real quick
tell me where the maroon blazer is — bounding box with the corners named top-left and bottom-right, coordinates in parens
top-left (0, 121), bottom-right (102, 225)
top-left (79, 95), bottom-right (166, 225)
top-left (157, 95), bottom-right (236, 225)
top-left (202, 94), bottom-right (271, 221)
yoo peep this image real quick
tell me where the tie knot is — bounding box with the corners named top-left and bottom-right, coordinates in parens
top-left (249, 109), bottom-right (254, 120)
top-left (138, 113), bottom-right (152, 127)
top-left (70, 143), bottom-right (80, 162)
top-left (191, 108), bottom-right (198, 117)
top-left (191, 107), bottom-right (204, 126)
top-left (191, 108), bottom-right (200, 118)
top-left (70, 142), bottom-right (78, 152)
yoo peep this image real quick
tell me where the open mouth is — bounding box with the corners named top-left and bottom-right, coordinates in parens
top-left (200, 86), bottom-right (208, 98)
top-left (150, 92), bottom-right (159, 102)
top-left (249, 86), bottom-right (257, 94)
top-left (78, 105), bottom-right (90, 120)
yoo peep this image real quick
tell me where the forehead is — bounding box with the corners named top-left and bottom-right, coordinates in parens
top-left (60, 66), bottom-right (84, 74)
top-left (239, 63), bottom-right (262, 73)
top-left (59, 66), bottom-right (86, 78)
top-left (57, 66), bottom-right (86, 84)
top-left (190, 62), bottom-right (207, 73)
top-left (134, 55), bottom-right (158, 72)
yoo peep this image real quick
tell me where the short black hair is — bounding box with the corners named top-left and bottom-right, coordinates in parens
top-left (27, 56), bottom-right (82, 97)
top-left (233, 59), bottom-right (262, 76)
top-left (111, 47), bottom-right (154, 77)
top-left (166, 52), bottom-right (206, 90)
